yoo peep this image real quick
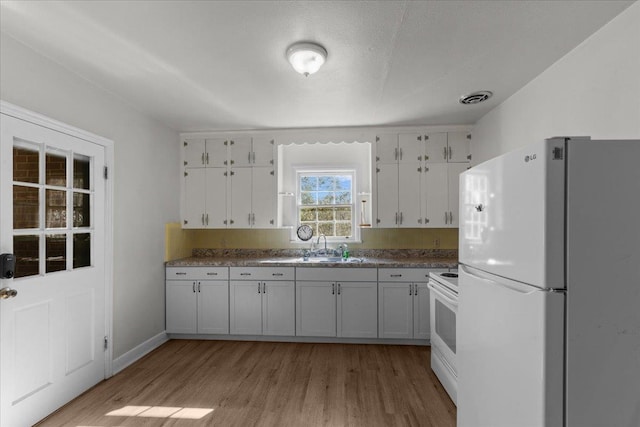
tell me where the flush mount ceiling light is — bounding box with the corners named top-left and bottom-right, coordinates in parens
top-left (286, 42), bottom-right (327, 76)
top-left (459, 90), bottom-right (493, 105)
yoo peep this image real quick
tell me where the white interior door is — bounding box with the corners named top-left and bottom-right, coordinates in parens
top-left (1, 112), bottom-right (108, 426)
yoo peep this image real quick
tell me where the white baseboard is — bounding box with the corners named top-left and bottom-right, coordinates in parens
top-left (111, 331), bottom-right (169, 375)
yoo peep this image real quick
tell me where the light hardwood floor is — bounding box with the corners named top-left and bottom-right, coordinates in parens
top-left (37, 340), bottom-right (456, 426)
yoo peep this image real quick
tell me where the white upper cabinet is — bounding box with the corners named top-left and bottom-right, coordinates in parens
top-left (424, 133), bottom-right (449, 163)
top-left (376, 134), bottom-right (399, 164)
top-left (423, 162), bottom-right (468, 227)
top-left (183, 138), bottom-right (228, 168)
top-left (398, 165), bottom-right (423, 227)
top-left (229, 136), bottom-right (274, 167)
top-left (424, 131), bottom-right (471, 163)
top-left (183, 167), bottom-right (227, 228)
top-left (229, 167), bottom-right (275, 228)
top-left (397, 133), bottom-right (425, 163)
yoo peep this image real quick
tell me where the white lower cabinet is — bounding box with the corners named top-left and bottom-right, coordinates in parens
top-left (296, 267), bottom-right (378, 338)
top-left (166, 267), bottom-right (229, 334)
top-left (378, 268), bottom-right (443, 339)
top-left (229, 267), bottom-right (295, 336)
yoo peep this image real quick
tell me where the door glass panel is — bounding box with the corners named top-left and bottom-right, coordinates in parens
top-left (73, 193), bottom-right (90, 227)
top-left (46, 152), bottom-right (67, 186)
top-left (13, 235), bottom-right (40, 278)
top-left (435, 300), bottom-right (457, 354)
top-left (73, 155), bottom-right (90, 190)
top-left (46, 189), bottom-right (67, 228)
top-left (13, 145), bottom-right (39, 184)
top-left (46, 234), bottom-right (66, 273)
top-left (13, 185), bottom-right (40, 229)
top-left (73, 233), bottom-right (91, 269)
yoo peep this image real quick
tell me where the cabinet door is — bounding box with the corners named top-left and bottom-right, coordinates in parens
top-left (205, 138), bottom-right (228, 167)
top-left (376, 134), bottom-right (398, 164)
top-left (337, 282), bottom-right (378, 338)
top-left (229, 281), bottom-right (263, 334)
top-left (229, 168), bottom-right (252, 228)
top-left (424, 132), bottom-right (448, 163)
top-left (413, 283), bottom-right (430, 339)
top-left (446, 131), bottom-right (471, 163)
top-left (166, 281), bottom-right (197, 334)
top-left (447, 163), bottom-right (468, 227)
top-left (251, 136), bottom-right (275, 166)
top-left (263, 281), bottom-right (295, 336)
top-left (376, 163), bottom-right (398, 227)
top-left (228, 137), bottom-right (252, 167)
top-left (398, 133), bottom-right (424, 164)
top-left (184, 168), bottom-right (206, 228)
top-left (398, 165), bottom-right (422, 228)
top-left (424, 163), bottom-right (448, 227)
top-left (184, 139), bottom-right (206, 168)
top-left (252, 167), bottom-right (276, 228)
top-left (205, 168), bottom-right (228, 228)
top-left (197, 280), bottom-right (229, 334)
top-left (296, 281), bottom-right (336, 337)
top-left (378, 282), bottom-right (413, 338)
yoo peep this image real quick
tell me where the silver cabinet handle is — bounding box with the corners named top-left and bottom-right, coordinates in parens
top-left (409, 284), bottom-right (412, 295)
top-left (240, 273), bottom-right (251, 276)
top-left (337, 283), bottom-right (341, 295)
top-left (251, 213), bottom-right (255, 226)
top-left (399, 148), bottom-right (403, 161)
top-left (263, 282), bottom-right (266, 293)
top-left (202, 213), bottom-right (205, 226)
top-left (258, 282), bottom-right (261, 293)
top-left (192, 282), bottom-right (196, 293)
top-left (248, 151), bottom-right (252, 164)
top-left (394, 147), bottom-right (398, 161)
top-left (198, 282), bottom-right (201, 293)
top-left (390, 274), bottom-right (402, 277)
top-left (248, 213), bottom-right (252, 225)
top-left (414, 284), bottom-right (418, 295)
top-left (443, 146), bottom-right (447, 160)
top-left (444, 212), bottom-right (448, 224)
top-left (206, 152), bottom-right (209, 164)
top-left (206, 272), bottom-right (217, 276)
top-left (332, 283), bottom-right (335, 295)
top-left (395, 212), bottom-right (398, 225)
top-left (400, 212), bottom-right (403, 224)
top-left (175, 272), bottom-right (187, 275)
top-left (205, 214), bottom-right (209, 225)
top-left (201, 152), bottom-right (205, 165)
top-left (448, 146), bottom-right (452, 160)
top-left (449, 212), bottom-right (453, 224)
top-left (252, 152), bottom-right (256, 163)
top-left (272, 273), bottom-right (284, 276)
top-left (0, 287), bottom-right (18, 299)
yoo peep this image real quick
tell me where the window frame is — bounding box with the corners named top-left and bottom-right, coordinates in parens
top-left (295, 169), bottom-right (358, 243)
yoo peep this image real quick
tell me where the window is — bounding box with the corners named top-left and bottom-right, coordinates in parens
top-left (298, 172), bottom-right (354, 239)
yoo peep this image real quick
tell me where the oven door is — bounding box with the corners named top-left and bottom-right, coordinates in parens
top-left (429, 279), bottom-right (458, 376)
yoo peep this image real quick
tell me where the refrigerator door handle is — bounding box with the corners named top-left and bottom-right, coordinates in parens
top-left (460, 265), bottom-right (543, 294)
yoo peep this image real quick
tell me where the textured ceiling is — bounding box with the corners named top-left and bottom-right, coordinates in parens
top-left (0, 1), bottom-right (633, 132)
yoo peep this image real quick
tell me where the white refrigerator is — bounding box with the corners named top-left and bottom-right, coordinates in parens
top-left (457, 137), bottom-right (640, 427)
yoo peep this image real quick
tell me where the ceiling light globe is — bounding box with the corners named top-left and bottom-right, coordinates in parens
top-left (286, 42), bottom-right (327, 76)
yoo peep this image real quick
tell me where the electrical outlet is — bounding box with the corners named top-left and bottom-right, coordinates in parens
top-left (433, 238), bottom-right (440, 247)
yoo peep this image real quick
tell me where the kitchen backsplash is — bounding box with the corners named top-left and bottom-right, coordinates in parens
top-left (165, 222), bottom-right (458, 261)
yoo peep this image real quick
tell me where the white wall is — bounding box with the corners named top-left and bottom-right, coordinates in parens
top-left (472, 2), bottom-right (640, 164)
top-left (0, 33), bottom-right (180, 358)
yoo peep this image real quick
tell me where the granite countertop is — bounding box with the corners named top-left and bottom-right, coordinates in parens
top-left (166, 249), bottom-right (458, 269)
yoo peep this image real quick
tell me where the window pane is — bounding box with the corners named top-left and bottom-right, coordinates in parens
top-left (13, 146), bottom-right (39, 184)
top-left (73, 192), bottom-right (90, 227)
top-left (73, 233), bottom-right (91, 269)
top-left (74, 155), bottom-right (90, 190)
top-left (335, 176), bottom-right (351, 190)
top-left (318, 222), bottom-right (334, 236)
top-left (46, 152), bottom-right (67, 186)
top-left (335, 191), bottom-right (351, 204)
top-left (318, 192), bottom-right (334, 204)
top-left (300, 176), bottom-right (317, 191)
top-left (317, 207), bottom-right (334, 221)
top-left (300, 207), bottom-right (316, 221)
top-left (13, 185), bottom-right (39, 229)
top-left (335, 207), bottom-right (351, 221)
top-left (336, 223), bottom-right (352, 237)
top-left (13, 235), bottom-right (39, 278)
top-left (46, 189), bottom-right (67, 228)
top-left (300, 192), bottom-right (317, 205)
top-left (46, 234), bottom-right (66, 273)
top-left (318, 176), bottom-right (333, 190)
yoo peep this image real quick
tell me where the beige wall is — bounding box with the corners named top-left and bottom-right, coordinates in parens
top-left (166, 224), bottom-right (458, 261)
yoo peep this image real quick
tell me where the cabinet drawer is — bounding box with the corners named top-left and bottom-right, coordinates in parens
top-left (296, 267), bottom-right (377, 282)
top-left (378, 268), bottom-right (448, 282)
top-left (166, 267), bottom-right (229, 280)
top-left (230, 266), bottom-right (295, 281)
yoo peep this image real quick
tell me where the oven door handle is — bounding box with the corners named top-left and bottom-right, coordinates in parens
top-left (428, 282), bottom-right (458, 307)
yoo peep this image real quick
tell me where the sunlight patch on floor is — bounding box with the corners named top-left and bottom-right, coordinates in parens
top-left (105, 405), bottom-right (214, 419)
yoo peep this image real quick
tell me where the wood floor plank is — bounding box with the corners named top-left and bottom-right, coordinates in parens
top-left (36, 340), bottom-right (456, 427)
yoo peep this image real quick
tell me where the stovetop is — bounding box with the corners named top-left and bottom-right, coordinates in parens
top-left (430, 270), bottom-right (459, 291)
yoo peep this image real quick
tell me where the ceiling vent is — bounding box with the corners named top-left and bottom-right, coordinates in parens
top-left (459, 91), bottom-right (493, 105)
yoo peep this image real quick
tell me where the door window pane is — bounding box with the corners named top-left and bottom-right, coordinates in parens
top-left (13, 185), bottom-right (39, 229)
top-left (73, 155), bottom-right (90, 190)
top-left (13, 235), bottom-right (39, 278)
top-left (13, 146), bottom-right (39, 184)
top-left (73, 233), bottom-right (91, 269)
top-left (73, 193), bottom-right (90, 227)
top-left (46, 189), bottom-right (67, 228)
top-left (46, 152), bottom-right (67, 186)
top-left (46, 234), bottom-right (66, 273)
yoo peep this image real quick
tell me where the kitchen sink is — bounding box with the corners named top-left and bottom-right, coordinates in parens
top-left (259, 257), bottom-right (365, 264)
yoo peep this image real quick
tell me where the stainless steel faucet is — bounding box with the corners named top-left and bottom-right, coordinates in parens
top-left (316, 234), bottom-right (327, 253)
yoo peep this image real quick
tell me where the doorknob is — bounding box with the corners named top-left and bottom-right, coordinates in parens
top-left (0, 287), bottom-right (18, 299)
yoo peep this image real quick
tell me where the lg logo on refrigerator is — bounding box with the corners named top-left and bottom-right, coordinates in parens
top-left (524, 154), bottom-right (537, 163)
